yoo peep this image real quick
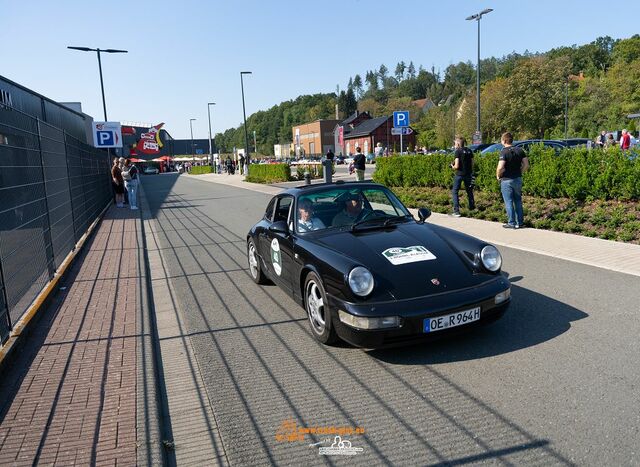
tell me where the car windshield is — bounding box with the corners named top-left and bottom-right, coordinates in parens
top-left (295, 186), bottom-right (411, 233)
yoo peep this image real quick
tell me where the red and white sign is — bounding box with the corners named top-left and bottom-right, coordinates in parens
top-left (136, 123), bottom-right (165, 155)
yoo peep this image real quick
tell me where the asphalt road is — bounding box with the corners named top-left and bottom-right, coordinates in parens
top-left (141, 173), bottom-right (639, 466)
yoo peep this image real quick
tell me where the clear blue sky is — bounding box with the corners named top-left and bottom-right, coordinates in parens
top-left (2, 0), bottom-right (637, 139)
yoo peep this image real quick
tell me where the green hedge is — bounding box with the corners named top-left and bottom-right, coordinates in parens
top-left (293, 163), bottom-right (324, 180)
top-left (246, 163), bottom-right (291, 183)
top-left (190, 166), bottom-right (214, 175)
top-left (373, 147), bottom-right (640, 201)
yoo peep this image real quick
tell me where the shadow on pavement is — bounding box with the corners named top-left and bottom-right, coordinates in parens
top-left (369, 280), bottom-right (588, 364)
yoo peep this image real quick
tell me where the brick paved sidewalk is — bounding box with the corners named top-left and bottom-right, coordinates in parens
top-left (0, 206), bottom-right (164, 466)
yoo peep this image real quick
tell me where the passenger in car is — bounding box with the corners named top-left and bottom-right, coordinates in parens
top-left (297, 199), bottom-right (326, 232)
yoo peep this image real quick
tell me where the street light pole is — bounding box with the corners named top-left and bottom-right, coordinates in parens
top-left (465, 8), bottom-right (493, 142)
top-left (207, 102), bottom-right (216, 167)
top-left (67, 46), bottom-right (128, 121)
top-left (240, 71), bottom-right (252, 167)
top-left (190, 118), bottom-right (196, 162)
top-left (253, 130), bottom-right (257, 155)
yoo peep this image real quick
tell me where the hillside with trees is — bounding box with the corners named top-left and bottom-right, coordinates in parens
top-left (216, 34), bottom-right (640, 154)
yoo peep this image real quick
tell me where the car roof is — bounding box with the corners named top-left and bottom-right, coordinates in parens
top-left (278, 180), bottom-right (388, 197)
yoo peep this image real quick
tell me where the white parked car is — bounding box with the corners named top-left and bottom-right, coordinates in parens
top-left (143, 166), bottom-right (159, 175)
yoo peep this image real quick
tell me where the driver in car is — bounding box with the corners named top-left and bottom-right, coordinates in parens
top-left (297, 199), bottom-right (326, 232)
top-left (331, 192), bottom-right (371, 227)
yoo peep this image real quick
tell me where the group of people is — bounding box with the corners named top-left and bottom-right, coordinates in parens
top-left (450, 132), bottom-right (528, 229)
top-left (595, 129), bottom-right (636, 149)
top-left (221, 155), bottom-right (246, 175)
top-left (111, 157), bottom-right (139, 210)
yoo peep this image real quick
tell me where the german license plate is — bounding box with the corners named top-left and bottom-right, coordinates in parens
top-left (424, 307), bottom-right (481, 333)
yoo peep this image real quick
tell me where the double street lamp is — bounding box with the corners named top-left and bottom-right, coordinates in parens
top-left (189, 118), bottom-right (196, 161)
top-left (240, 71), bottom-right (252, 167)
top-left (465, 8), bottom-right (493, 142)
top-left (207, 102), bottom-right (216, 167)
top-left (67, 46), bottom-right (128, 121)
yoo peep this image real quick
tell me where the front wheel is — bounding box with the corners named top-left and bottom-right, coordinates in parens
top-left (247, 239), bottom-right (268, 284)
top-left (304, 272), bottom-right (338, 345)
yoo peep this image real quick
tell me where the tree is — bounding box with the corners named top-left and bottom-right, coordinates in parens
top-left (347, 77), bottom-right (353, 90)
top-left (365, 70), bottom-right (378, 92)
top-left (378, 64), bottom-right (389, 88)
top-left (395, 61), bottom-right (406, 81)
top-left (612, 35), bottom-right (640, 64)
top-left (353, 74), bottom-right (363, 99)
top-left (407, 61), bottom-right (416, 79)
top-left (503, 56), bottom-right (571, 138)
top-left (344, 87), bottom-right (358, 116)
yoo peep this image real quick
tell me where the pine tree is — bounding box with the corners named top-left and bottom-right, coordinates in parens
top-left (353, 74), bottom-right (363, 99)
top-left (407, 61), bottom-right (416, 79)
top-left (395, 61), bottom-right (406, 81)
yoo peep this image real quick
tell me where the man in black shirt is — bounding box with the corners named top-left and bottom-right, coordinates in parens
top-left (450, 136), bottom-right (475, 217)
top-left (353, 147), bottom-right (366, 181)
top-left (496, 132), bottom-right (529, 229)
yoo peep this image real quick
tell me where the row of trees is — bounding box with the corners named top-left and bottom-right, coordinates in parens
top-left (215, 35), bottom-right (640, 154)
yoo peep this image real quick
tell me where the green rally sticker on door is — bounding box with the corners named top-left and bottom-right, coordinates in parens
top-left (271, 238), bottom-right (282, 276)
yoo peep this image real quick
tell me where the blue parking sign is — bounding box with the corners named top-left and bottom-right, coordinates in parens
top-left (393, 111), bottom-right (409, 128)
top-left (96, 131), bottom-right (114, 147)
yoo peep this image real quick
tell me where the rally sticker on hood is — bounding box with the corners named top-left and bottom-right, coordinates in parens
top-left (382, 246), bottom-right (436, 265)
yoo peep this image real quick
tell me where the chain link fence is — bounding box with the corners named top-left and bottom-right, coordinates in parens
top-left (0, 105), bottom-right (112, 344)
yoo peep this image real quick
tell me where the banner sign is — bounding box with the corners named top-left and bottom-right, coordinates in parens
top-left (135, 123), bottom-right (165, 155)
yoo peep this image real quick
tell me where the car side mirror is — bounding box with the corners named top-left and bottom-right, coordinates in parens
top-left (417, 208), bottom-right (431, 223)
top-left (269, 220), bottom-right (289, 234)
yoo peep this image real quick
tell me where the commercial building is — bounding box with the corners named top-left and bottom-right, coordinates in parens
top-left (274, 143), bottom-right (292, 159)
top-left (291, 119), bottom-right (340, 156)
top-left (333, 111), bottom-right (372, 156)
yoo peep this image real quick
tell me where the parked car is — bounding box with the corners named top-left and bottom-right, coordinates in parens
top-left (468, 143), bottom-right (494, 153)
top-left (246, 181), bottom-right (511, 348)
top-left (335, 156), bottom-right (345, 165)
top-left (366, 153), bottom-right (376, 164)
top-left (143, 166), bottom-right (159, 175)
top-left (563, 138), bottom-right (591, 148)
top-left (481, 139), bottom-right (567, 155)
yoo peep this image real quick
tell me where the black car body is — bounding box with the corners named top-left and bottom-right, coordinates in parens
top-left (246, 181), bottom-right (511, 348)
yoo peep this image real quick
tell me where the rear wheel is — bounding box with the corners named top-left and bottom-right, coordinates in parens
top-left (247, 239), bottom-right (267, 284)
top-left (304, 272), bottom-right (337, 345)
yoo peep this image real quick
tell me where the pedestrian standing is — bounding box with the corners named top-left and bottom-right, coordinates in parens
top-left (449, 136), bottom-right (475, 217)
top-left (596, 130), bottom-right (606, 148)
top-left (111, 157), bottom-right (125, 208)
top-left (620, 129), bottom-right (631, 150)
top-left (604, 133), bottom-right (616, 148)
top-left (496, 132), bottom-right (529, 229)
top-left (239, 155), bottom-right (245, 175)
top-left (353, 147), bottom-right (366, 181)
top-left (122, 159), bottom-right (139, 210)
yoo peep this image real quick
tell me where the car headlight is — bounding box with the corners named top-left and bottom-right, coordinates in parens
top-left (480, 245), bottom-right (502, 272)
top-left (338, 311), bottom-right (400, 329)
top-left (348, 266), bottom-right (374, 296)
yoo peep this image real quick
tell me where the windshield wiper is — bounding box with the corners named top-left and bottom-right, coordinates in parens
top-left (382, 214), bottom-right (413, 227)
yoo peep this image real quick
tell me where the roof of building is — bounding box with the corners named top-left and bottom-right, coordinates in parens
top-left (343, 116), bottom-right (390, 138)
top-left (341, 111), bottom-right (371, 127)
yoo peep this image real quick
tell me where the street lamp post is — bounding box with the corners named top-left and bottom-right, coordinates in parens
top-left (253, 130), bottom-right (257, 155)
top-left (240, 71), bottom-right (252, 167)
top-left (189, 118), bottom-right (196, 162)
top-left (207, 102), bottom-right (216, 167)
top-left (465, 8), bottom-right (493, 142)
top-left (67, 46), bottom-right (128, 121)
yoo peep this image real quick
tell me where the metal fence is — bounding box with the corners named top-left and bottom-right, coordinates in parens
top-left (0, 105), bottom-right (112, 345)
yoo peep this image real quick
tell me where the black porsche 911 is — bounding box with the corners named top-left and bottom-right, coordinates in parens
top-left (246, 181), bottom-right (511, 348)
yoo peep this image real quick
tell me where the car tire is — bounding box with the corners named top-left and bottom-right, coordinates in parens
top-left (304, 272), bottom-right (337, 345)
top-left (247, 239), bottom-right (268, 284)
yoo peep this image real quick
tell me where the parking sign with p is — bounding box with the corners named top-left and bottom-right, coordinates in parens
top-left (393, 111), bottom-right (410, 128)
top-left (92, 122), bottom-right (123, 148)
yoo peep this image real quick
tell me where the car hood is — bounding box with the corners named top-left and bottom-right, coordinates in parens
top-left (314, 223), bottom-right (484, 300)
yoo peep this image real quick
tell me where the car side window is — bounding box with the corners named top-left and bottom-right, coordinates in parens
top-left (264, 197), bottom-right (276, 221)
top-left (274, 196), bottom-right (293, 223)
